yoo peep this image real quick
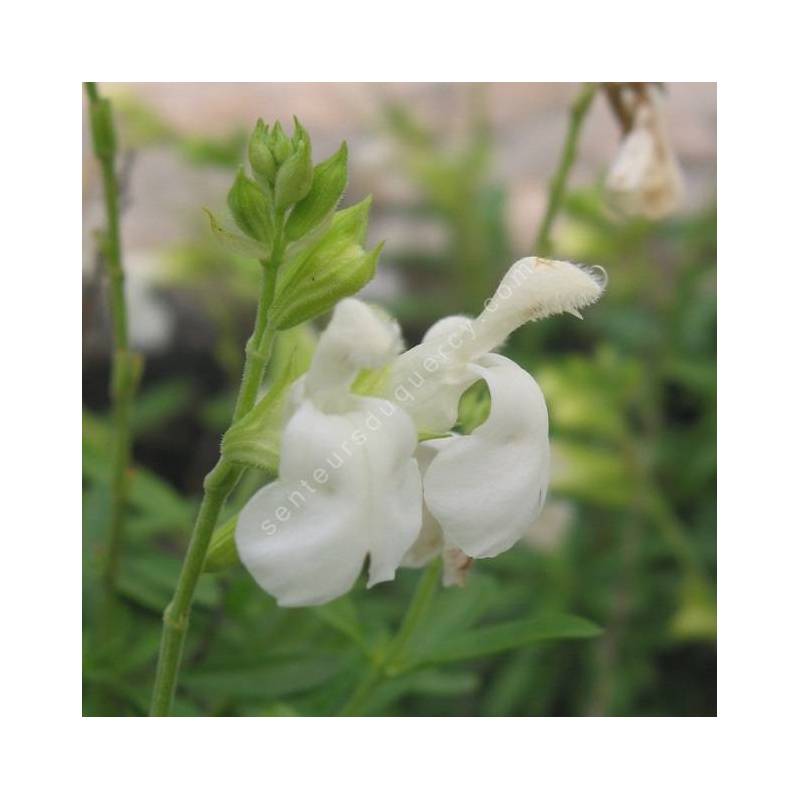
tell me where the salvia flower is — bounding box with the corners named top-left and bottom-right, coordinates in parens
top-left (236, 257), bottom-right (606, 606)
top-left (605, 86), bottom-right (684, 220)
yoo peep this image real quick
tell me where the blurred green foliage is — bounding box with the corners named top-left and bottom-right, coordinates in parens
top-left (83, 91), bottom-right (715, 716)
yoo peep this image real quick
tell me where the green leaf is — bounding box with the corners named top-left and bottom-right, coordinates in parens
top-left (83, 411), bottom-right (194, 530)
top-left (182, 655), bottom-right (343, 701)
top-left (398, 613), bottom-right (601, 670)
top-left (550, 439), bottom-right (633, 507)
top-left (117, 553), bottom-right (220, 612)
top-left (131, 379), bottom-right (192, 434)
top-left (361, 669), bottom-right (479, 715)
top-left (312, 596), bottom-right (368, 651)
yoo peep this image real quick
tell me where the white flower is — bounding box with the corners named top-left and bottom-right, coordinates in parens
top-left (236, 257), bottom-right (606, 606)
top-left (605, 86), bottom-right (684, 220)
top-left (235, 299), bottom-right (422, 607)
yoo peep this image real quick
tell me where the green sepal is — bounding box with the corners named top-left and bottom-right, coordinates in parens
top-left (248, 119), bottom-right (277, 187)
top-left (204, 514), bottom-right (239, 572)
top-left (89, 97), bottom-right (116, 159)
top-left (204, 208), bottom-right (271, 259)
top-left (269, 198), bottom-right (380, 330)
top-left (220, 332), bottom-right (314, 472)
top-left (274, 125), bottom-right (314, 211)
top-left (285, 142), bottom-right (348, 242)
top-left (227, 167), bottom-right (275, 246)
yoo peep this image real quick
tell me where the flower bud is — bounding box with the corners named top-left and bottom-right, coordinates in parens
top-left (269, 197), bottom-right (381, 330)
top-left (248, 118), bottom-right (277, 187)
top-left (227, 167), bottom-right (275, 246)
top-left (268, 121), bottom-right (293, 165)
top-left (285, 142), bottom-right (349, 241)
top-left (274, 133), bottom-right (314, 210)
top-left (605, 87), bottom-right (684, 219)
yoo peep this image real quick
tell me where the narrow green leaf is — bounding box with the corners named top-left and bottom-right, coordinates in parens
top-left (182, 656), bottom-right (343, 701)
top-left (313, 596), bottom-right (368, 651)
top-left (401, 613), bottom-right (601, 669)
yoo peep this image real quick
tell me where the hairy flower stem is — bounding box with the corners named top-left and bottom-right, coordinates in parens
top-left (340, 559), bottom-right (443, 716)
top-left (149, 249), bottom-right (281, 716)
top-left (85, 83), bottom-right (140, 598)
top-left (533, 83), bottom-right (597, 256)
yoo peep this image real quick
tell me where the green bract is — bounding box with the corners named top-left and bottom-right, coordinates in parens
top-left (285, 142), bottom-right (348, 241)
top-left (206, 118), bottom-right (380, 341)
top-left (203, 208), bottom-right (271, 259)
top-left (221, 327), bottom-right (316, 473)
top-left (274, 135), bottom-right (313, 210)
top-left (248, 118), bottom-right (277, 187)
top-left (227, 168), bottom-right (275, 246)
top-left (269, 197), bottom-right (382, 330)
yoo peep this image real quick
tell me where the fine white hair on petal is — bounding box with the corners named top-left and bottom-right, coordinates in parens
top-left (387, 258), bottom-right (604, 436)
top-left (423, 353), bottom-right (550, 559)
top-left (235, 396), bottom-right (422, 607)
top-left (467, 257), bottom-right (606, 356)
top-left (305, 298), bottom-right (403, 406)
top-left (422, 314), bottom-right (475, 344)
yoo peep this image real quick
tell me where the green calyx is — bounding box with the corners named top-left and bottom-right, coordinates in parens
top-left (227, 167), bottom-right (275, 246)
top-left (269, 197), bottom-right (382, 330)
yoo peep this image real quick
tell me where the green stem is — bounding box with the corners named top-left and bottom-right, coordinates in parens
top-left (340, 559), bottom-right (442, 716)
top-left (149, 247), bottom-right (282, 716)
top-left (85, 82), bottom-right (138, 594)
top-left (533, 83), bottom-right (597, 256)
top-left (150, 460), bottom-right (239, 715)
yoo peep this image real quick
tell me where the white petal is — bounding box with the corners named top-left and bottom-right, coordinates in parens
top-left (388, 317), bottom-right (479, 435)
top-left (305, 298), bottom-right (402, 409)
top-left (423, 354), bottom-right (549, 559)
top-left (401, 442), bottom-right (446, 568)
top-left (236, 396), bottom-right (421, 606)
top-left (467, 258), bottom-right (607, 356)
top-left (360, 397), bottom-right (425, 587)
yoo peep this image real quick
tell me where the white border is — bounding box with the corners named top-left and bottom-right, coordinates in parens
top-left (8, 0), bottom-right (800, 796)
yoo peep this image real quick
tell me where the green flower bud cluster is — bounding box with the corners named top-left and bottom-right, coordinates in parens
top-left (205, 117), bottom-right (381, 331)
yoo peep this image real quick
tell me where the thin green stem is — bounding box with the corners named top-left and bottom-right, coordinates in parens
top-left (533, 83), bottom-right (597, 256)
top-left (85, 82), bottom-right (138, 594)
top-left (340, 559), bottom-right (442, 716)
top-left (150, 461), bottom-right (240, 715)
top-left (149, 245), bottom-right (283, 716)
top-left (387, 557), bottom-right (443, 663)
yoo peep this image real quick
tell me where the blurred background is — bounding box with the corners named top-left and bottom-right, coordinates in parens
top-left (83, 83), bottom-right (716, 716)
